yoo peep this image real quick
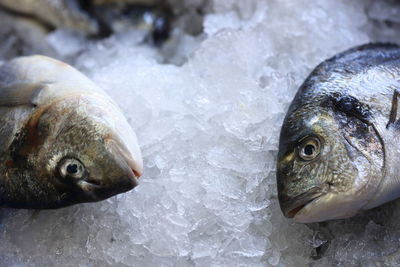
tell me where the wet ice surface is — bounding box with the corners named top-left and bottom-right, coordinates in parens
top-left (0, 0), bottom-right (400, 266)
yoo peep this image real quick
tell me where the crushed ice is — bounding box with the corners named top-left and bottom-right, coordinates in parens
top-left (0, 0), bottom-right (400, 266)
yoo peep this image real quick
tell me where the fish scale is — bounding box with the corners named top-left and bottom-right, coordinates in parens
top-left (277, 43), bottom-right (400, 223)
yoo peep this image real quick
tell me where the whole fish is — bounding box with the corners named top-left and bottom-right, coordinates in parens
top-left (277, 43), bottom-right (400, 223)
top-left (0, 55), bottom-right (143, 208)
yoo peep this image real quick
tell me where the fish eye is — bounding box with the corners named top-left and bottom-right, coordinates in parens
top-left (58, 158), bottom-right (85, 179)
top-left (298, 137), bottom-right (321, 161)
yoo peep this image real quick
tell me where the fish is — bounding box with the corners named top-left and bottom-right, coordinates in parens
top-left (0, 55), bottom-right (143, 209)
top-left (0, 0), bottom-right (99, 34)
top-left (0, 0), bottom-right (173, 44)
top-left (277, 43), bottom-right (400, 223)
top-left (0, 9), bottom-right (55, 60)
top-left (88, 2), bottom-right (172, 44)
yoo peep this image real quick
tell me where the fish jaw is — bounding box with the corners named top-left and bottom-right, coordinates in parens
top-left (75, 170), bottom-right (138, 201)
top-left (280, 187), bottom-right (324, 219)
top-left (289, 192), bottom-right (363, 223)
top-left (105, 137), bottom-right (142, 183)
top-left (279, 175), bottom-right (371, 223)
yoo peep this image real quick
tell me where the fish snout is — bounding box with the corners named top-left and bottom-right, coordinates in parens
top-left (279, 187), bottom-right (323, 219)
top-left (76, 171), bottom-right (138, 200)
top-left (73, 138), bottom-right (143, 201)
top-left (102, 137), bottom-right (143, 191)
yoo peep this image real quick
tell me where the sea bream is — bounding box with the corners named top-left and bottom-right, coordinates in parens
top-left (277, 43), bottom-right (400, 223)
top-left (0, 55), bottom-right (143, 208)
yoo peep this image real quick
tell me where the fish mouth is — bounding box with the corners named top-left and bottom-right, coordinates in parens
top-left (105, 138), bottom-right (142, 183)
top-left (75, 140), bottom-right (141, 197)
top-left (120, 155), bottom-right (141, 187)
top-left (282, 187), bottom-right (324, 218)
top-left (76, 168), bottom-right (139, 200)
top-left (76, 162), bottom-right (140, 192)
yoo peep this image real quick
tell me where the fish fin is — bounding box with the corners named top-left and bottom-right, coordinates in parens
top-left (0, 82), bottom-right (48, 107)
top-left (387, 90), bottom-right (400, 128)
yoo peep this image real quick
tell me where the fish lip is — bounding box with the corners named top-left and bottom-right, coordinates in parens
top-left (75, 166), bottom-right (139, 191)
top-left (105, 138), bottom-right (142, 183)
top-left (76, 177), bottom-right (136, 201)
top-left (126, 167), bottom-right (140, 187)
top-left (282, 187), bottom-right (324, 218)
top-left (76, 146), bottom-right (141, 194)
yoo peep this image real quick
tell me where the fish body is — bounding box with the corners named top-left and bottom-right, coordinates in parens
top-left (277, 43), bottom-right (400, 223)
top-left (0, 0), bottom-right (98, 34)
top-left (0, 55), bottom-right (143, 208)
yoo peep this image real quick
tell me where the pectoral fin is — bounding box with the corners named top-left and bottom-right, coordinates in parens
top-left (0, 82), bottom-right (48, 107)
top-left (387, 90), bottom-right (400, 128)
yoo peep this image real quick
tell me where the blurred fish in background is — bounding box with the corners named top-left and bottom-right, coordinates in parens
top-left (0, 0), bottom-right (207, 61)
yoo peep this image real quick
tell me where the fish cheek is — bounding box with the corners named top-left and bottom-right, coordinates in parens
top-left (6, 137), bottom-right (77, 207)
top-left (337, 116), bottom-right (384, 171)
top-left (294, 159), bottom-right (325, 189)
top-left (326, 115), bottom-right (384, 196)
top-left (278, 147), bottom-right (323, 200)
top-left (324, 143), bottom-right (358, 193)
top-left (277, 150), bottom-right (296, 201)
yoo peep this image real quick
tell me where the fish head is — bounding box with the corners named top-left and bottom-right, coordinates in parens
top-left (20, 96), bottom-right (144, 208)
top-left (2, 55), bottom-right (143, 208)
top-left (277, 93), bottom-right (384, 223)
